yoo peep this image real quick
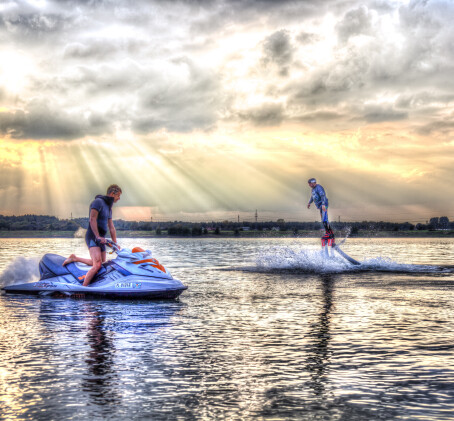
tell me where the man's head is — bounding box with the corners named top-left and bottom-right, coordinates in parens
top-left (107, 184), bottom-right (122, 203)
top-left (308, 178), bottom-right (317, 188)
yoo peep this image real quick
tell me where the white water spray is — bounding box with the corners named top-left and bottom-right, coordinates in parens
top-left (255, 245), bottom-right (446, 274)
top-left (256, 246), bottom-right (353, 273)
top-left (0, 257), bottom-right (40, 287)
top-left (73, 227), bottom-right (86, 238)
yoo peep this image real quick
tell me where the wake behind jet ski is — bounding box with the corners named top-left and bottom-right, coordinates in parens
top-left (3, 240), bottom-right (187, 299)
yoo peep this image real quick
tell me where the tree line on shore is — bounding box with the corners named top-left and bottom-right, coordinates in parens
top-left (0, 214), bottom-right (452, 235)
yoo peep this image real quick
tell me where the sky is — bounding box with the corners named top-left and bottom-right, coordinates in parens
top-left (0, 0), bottom-right (453, 223)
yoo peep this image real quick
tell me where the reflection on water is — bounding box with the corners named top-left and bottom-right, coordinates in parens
top-left (306, 275), bottom-right (333, 397)
top-left (82, 303), bottom-right (119, 408)
top-left (1, 237), bottom-right (454, 419)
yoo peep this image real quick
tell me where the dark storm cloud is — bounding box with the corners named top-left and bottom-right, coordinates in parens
top-left (0, 100), bottom-right (111, 140)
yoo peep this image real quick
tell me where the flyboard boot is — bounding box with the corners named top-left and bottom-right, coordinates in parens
top-left (321, 222), bottom-right (335, 258)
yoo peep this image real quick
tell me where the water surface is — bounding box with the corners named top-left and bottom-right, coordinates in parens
top-left (1, 237), bottom-right (454, 420)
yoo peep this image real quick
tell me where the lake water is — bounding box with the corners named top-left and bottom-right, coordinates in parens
top-left (1, 237), bottom-right (454, 420)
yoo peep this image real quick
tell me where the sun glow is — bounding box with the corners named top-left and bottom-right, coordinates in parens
top-left (0, 51), bottom-right (35, 95)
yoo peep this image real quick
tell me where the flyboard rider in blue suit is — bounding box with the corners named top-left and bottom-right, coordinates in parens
top-left (307, 178), bottom-right (335, 248)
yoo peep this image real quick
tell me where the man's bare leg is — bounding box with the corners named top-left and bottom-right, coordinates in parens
top-left (63, 254), bottom-right (93, 266)
top-left (82, 247), bottom-right (103, 287)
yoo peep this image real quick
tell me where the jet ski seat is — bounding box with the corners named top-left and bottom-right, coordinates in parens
top-left (39, 253), bottom-right (107, 282)
top-left (66, 262), bottom-right (107, 280)
top-left (39, 254), bottom-right (70, 279)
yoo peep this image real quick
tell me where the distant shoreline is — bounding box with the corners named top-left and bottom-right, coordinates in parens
top-left (0, 230), bottom-right (453, 239)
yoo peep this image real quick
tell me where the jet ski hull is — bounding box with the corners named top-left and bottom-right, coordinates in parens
top-left (3, 282), bottom-right (187, 299)
top-left (2, 250), bottom-right (187, 300)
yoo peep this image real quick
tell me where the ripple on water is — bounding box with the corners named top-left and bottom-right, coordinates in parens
top-left (0, 238), bottom-right (454, 420)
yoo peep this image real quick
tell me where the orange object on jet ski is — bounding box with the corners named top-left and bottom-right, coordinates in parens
top-left (132, 247), bottom-right (146, 253)
top-left (133, 258), bottom-right (166, 273)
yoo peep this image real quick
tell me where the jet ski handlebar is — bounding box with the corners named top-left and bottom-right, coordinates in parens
top-left (105, 239), bottom-right (121, 253)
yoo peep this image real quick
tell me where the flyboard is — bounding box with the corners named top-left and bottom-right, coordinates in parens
top-left (332, 243), bottom-right (361, 265)
top-left (322, 236), bottom-right (361, 266)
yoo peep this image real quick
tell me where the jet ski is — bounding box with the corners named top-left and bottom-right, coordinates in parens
top-left (3, 240), bottom-right (187, 299)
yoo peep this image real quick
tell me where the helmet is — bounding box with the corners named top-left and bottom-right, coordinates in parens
top-left (308, 178), bottom-right (316, 184)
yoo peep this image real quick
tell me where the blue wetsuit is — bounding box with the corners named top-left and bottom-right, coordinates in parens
top-left (85, 195), bottom-right (114, 252)
top-left (308, 184), bottom-right (331, 230)
top-left (308, 184), bottom-right (328, 209)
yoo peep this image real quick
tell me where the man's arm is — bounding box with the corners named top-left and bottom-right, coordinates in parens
top-left (108, 218), bottom-right (117, 243)
top-left (307, 196), bottom-right (314, 209)
top-left (89, 209), bottom-right (106, 243)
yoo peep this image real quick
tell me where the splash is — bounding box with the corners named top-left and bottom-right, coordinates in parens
top-left (360, 257), bottom-right (445, 273)
top-left (256, 246), bottom-right (354, 274)
top-left (255, 246), bottom-right (447, 274)
top-left (0, 257), bottom-right (40, 287)
top-left (73, 227), bottom-right (86, 238)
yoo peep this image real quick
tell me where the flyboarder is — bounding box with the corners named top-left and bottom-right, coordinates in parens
top-left (307, 178), bottom-right (335, 248)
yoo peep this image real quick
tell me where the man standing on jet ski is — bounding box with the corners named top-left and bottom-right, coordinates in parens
top-left (307, 178), bottom-right (335, 247)
top-left (63, 184), bottom-right (122, 286)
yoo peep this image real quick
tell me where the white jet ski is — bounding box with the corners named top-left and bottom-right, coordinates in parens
top-left (3, 240), bottom-right (187, 299)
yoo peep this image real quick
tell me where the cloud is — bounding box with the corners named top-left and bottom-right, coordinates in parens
top-left (415, 117), bottom-right (454, 136)
top-left (361, 104), bottom-right (408, 123)
top-left (0, 9), bottom-right (72, 42)
top-left (295, 110), bottom-right (345, 122)
top-left (0, 100), bottom-right (111, 140)
top-left (63, 38), bottom-right (144, 60)
top-left (54, 60), bottom-right (146, 95)
top-left (188, 0), bottom-right (328, 34)
top-left (262, 30), bottom-right (294, 76)
top-left (296, 31), bottom-right (319, 44)
top-left (336, 5), bottom-right (375, 43)
top-left (273, 1), bottom-right (454, 131)
top-left (288, 52), bottom-right (370, 109)
top-left (133, 58), bottom-right (223, 133)
top-left (1, 1), bottom-right (454, 149)
top-left (237, 103), bottom-right (284, 126)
